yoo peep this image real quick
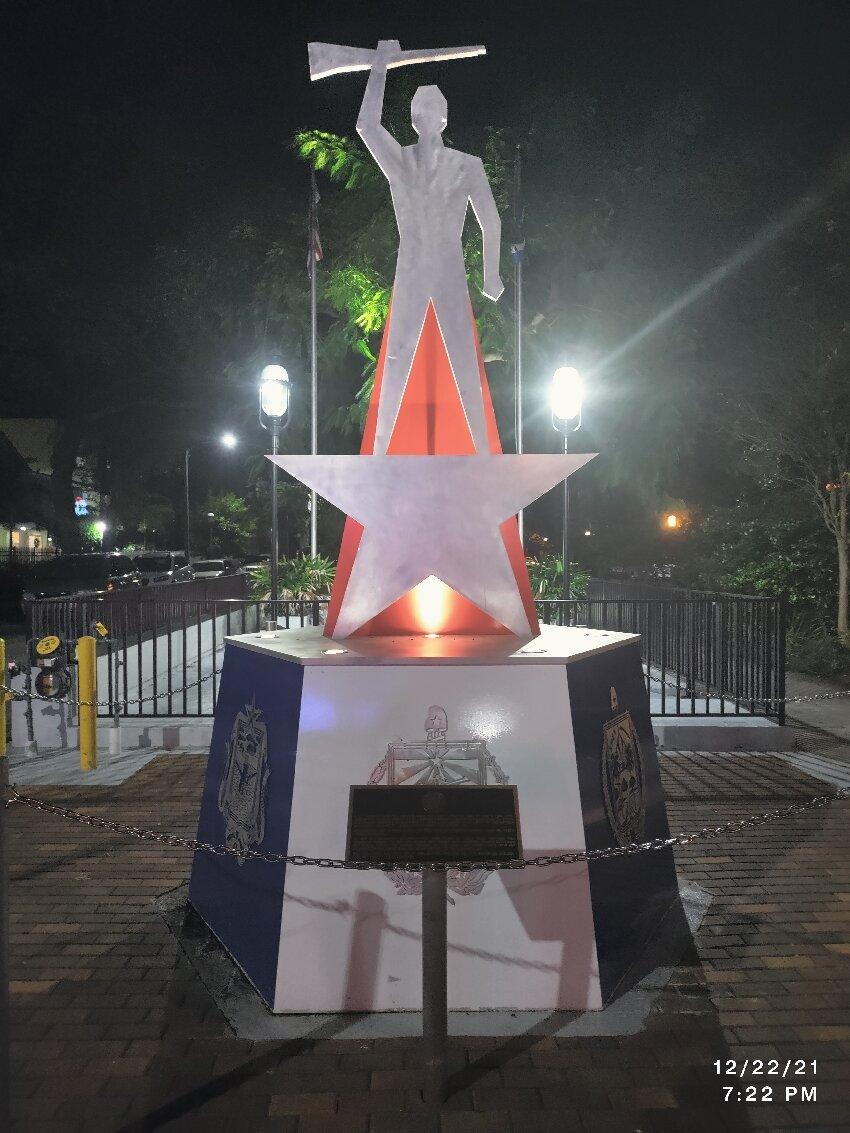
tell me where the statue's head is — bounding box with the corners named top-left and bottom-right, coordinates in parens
top-left (411, 85), bottom-right (447, 138)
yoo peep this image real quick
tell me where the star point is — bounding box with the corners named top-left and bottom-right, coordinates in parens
top-left (269, 453), bottom-right (595, 637)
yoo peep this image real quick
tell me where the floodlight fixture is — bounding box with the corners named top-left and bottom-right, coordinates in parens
top-left (259, 363), bottom-right (291, 428)
top-left (550, 366), bottom-right (583, 434)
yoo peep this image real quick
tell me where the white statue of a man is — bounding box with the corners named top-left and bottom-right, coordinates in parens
top-left (356, 39), bottom-right (504, 454)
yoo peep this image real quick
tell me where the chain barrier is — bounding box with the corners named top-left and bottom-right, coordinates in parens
top-left (3, 783), bottom-right (847, 872)
top-left (4, 673), bottom-right (849, 713)
top-left (0, 672), bottom-right (221, 709)
top-left (641, 669), bottom-right (850, 706)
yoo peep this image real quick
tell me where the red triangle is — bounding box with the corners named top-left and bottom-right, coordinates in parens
top-left (325, 297), bottom-right (538, 638)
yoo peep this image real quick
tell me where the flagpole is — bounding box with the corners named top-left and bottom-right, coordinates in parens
top-left (309, 169), bottom-right (319, 558)
top-left (512, 146), bottom-right (525, 545)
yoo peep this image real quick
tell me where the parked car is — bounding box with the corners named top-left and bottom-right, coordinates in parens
top-left (238, 557), bottom-right (269, 577)
top-left (21, 553), bottom-right (140, 602)
top-left (134, 551), bottom-right (193, 586)
top-left (190, 558), bottom-right (228, 579)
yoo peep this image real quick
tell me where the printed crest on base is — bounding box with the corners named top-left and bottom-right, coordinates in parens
top-left (601, 686), bottom-right (645, 846)
top-left (218, 698), bottom-right (270, 864)
top-left (368, 705), bottom-right (509, 898)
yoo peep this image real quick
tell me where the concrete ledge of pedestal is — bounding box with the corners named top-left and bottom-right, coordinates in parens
top-left (654, 716), bottom-right (798, 752)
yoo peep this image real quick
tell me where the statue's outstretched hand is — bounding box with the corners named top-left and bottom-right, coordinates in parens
top-left (483, 274), bottom-right (505, 302)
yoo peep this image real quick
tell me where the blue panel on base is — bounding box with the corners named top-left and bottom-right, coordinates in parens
top-left (188, 643), bottom-right (304, 1005)
top-left (568, 641), bottom-right (680, 1000)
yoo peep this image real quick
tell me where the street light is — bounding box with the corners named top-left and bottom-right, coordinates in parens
top-left (259, 362), bottom-right (291, 614)
top-left (550, 366), bottom-right (583, 608)
top-left (207, 512), bottom-right (215, 555)
top-left (184, 432), bottom-right (238, 562)
top-left (93, 520), bottom-right (108, 548)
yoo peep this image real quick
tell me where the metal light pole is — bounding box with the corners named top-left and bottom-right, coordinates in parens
top-left (207, 512), bottom-right (215, 556)
top-left (184, 448), bottom-right (191, 560)
top-left (259, 363), bottom-right (291, 619)
top-left (271, 427), bottom-right (280, 604)
top-left (550, 367), bottom-right (583, 615)
top-left (562, 432), bottom-right (570, 605)
top-left (511, 146), bottom-right (525, 545)
top-left (309, 170), bottom-right (320, 559)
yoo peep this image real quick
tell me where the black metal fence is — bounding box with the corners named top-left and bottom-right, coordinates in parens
top-left (540, 580), bottom-right (786, 722)
top-left (0, 548), bottom-right (60, 568)
top-left (26, 574), bottom-right (249, 642)
top-left (23, 582), bottom-right (785, 721)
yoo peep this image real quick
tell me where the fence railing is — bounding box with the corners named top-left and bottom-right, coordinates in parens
top-left (541, 586), bottom-right (786, 723)
top-left (25, 574), bottom-right (249, 642)
top-left (0, 547), bottom-right (60, 568)
top-left (22, 587), bottom-right (785, 721)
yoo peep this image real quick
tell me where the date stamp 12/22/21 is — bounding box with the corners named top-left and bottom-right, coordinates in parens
top-left (716, 1059), bottom-right (818, 1104)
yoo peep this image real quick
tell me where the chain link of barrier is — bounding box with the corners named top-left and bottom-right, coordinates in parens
top-left (3, 674), bottom-right (849, 713)
top-left (0, 672), bottom-right (221, 709)
top-left (3, 783), bottom-right (847, 872)
top-left (641, 669), bottom-right (850, 706)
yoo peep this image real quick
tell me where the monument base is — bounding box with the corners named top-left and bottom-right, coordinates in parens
top-left (188, 625), bottom-right (679, 1014)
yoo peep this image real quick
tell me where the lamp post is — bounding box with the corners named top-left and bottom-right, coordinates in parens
top-left (259, 362), bottom-right (291, 614)
top-left (550, 366), bottom-right (583, 610)
top-left (207, 512), bottom-right (215, 555)
top-left (184, 432), bottom-right (237, 561)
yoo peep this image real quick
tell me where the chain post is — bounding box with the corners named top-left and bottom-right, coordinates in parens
top-left (0, 638), bottom-right (9, 1133)
top-left (421, 866), bottom-right (448, 1107)
top-left (778, 592), bottom-right (787, 726)
top-left (77, 636), bottom-right (97, 771)
top-left (0, 640), bottom-right (5, 759)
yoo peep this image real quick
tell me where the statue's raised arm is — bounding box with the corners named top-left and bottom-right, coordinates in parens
top-left (356, 40), bottom-right (403, 175)
top-left (312, 37), bottom-right (498, 454)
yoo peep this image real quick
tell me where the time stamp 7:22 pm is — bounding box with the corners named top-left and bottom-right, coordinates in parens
top-left (716, 1059), bottom-right (817, 1103)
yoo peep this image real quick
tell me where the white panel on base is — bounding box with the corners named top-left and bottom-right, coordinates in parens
top-left (276, 664), bottom-right (601, 1013)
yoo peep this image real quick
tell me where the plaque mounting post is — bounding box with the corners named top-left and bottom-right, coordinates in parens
top-left (421, 865), bottom-right (448, 1106)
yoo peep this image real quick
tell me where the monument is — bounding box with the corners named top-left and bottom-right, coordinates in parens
top-left (189, 39), bottom-right (679, 1015)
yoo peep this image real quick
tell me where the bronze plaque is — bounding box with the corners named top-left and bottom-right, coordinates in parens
top-left (346, 785), bottom-right (522, 865)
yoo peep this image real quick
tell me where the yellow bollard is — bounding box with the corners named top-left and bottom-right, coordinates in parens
top-left (77, 635), bottom-right (97, 771)
top-left (0, 638), bottom-right (6, 760)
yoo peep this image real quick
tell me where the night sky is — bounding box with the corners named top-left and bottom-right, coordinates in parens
top-left (2, 0), bottom-right (848, 416)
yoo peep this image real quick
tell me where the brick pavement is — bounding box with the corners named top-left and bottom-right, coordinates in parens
top-left (6, 743), bottom-right (850, 1133)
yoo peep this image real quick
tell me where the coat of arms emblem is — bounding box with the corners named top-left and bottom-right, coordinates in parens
top-left (218, 699), bottom-right (270, 864)
top-left (601, 686), bottom-right (645, 846)
top-left (368, 706), bottom-right (509, 898)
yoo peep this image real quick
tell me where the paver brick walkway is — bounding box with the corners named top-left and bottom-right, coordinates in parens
top-left (6, 741), bottom-right (850, 1132)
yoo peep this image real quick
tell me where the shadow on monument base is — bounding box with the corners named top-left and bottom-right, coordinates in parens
top-left (155, 876), bottom-right (709, 1042)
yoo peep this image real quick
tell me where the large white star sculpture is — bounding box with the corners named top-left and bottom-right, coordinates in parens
top-left (270, 454), bottom-right (594, 638)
